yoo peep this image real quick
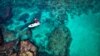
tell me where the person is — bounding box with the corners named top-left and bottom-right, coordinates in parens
top-left (34, 18), bottom-right (39, 23)
top-left (28, 18), bottom-right (40, 28)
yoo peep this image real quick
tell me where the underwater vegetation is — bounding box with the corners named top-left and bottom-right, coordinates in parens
top-left (0, 0), bottom-right (100, 56)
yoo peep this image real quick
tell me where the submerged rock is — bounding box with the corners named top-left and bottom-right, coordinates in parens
top-left (48, 25), bottom-right (72, 56)
top-left (19, 13), bottom-right (29, 22)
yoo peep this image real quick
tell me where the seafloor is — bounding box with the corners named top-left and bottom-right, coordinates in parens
top-left (0, 0), bottom-right (100, 56)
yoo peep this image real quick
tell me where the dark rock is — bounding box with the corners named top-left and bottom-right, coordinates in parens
top-left (0, 28), bottom-right (4, 46)
top-left (19, 13), bottom-right (29, 22)
top-left (0, 16), bottom-right (4, 24)
top-left (0, 2), bottom-right (13, 24)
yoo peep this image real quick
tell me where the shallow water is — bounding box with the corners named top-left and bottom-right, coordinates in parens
top-left (0, 0), bottom-right (100, 56)
top-left (68, 12), bottom-right (100, 56)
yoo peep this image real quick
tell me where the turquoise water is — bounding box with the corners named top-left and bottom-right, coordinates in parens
top-left (68, 12), bottom-right (100, 56)
top-left (0, 0), bottom-right (100, 56)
